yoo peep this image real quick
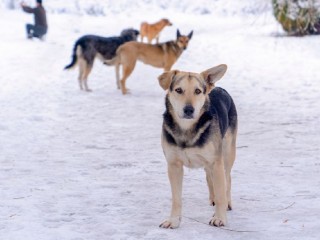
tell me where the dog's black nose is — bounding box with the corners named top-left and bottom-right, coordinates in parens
top-left (183, 105), bottom-right (194, 118)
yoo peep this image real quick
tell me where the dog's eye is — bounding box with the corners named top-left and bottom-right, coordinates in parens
top-left (195, 89), bottom-right (202, 95)
top-left (175, 88), bottom-right (183, 94)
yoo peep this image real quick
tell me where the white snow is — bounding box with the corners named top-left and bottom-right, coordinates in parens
top-left (0, 1), bottom-right (320, 240)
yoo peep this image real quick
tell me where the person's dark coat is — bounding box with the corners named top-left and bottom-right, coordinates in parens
top-left (22, 5), bottom-right (47, 29)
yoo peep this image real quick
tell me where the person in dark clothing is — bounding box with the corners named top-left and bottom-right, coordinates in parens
top-left (20, 0), bottom-right (47, 40)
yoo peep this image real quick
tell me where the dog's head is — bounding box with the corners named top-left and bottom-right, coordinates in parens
top-left (158, 64), bottom-right (227, 122)
top-left (120, 28), bottom-right (140, 41)
top-left (161, 18), bottom-right (173, 26)
top-left (176, 29), bottom-right (193, 50)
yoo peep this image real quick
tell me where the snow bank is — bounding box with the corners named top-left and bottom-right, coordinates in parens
top-left (1, 0), bottom-right (271, 16)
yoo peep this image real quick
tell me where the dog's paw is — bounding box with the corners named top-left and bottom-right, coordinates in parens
top-left (121, 88), bottom-right (131, 95)
top-left (227, 202), bottom-right (232, 211)
top-left (159, 217), bottom-right (181, 229)
top-left (209, 215), bottom-right (226, 227)
top-left (85, 89), bottom-right (92, 92)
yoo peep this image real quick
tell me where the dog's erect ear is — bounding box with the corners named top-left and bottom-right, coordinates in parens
top-left (201, 64), bottom-right (227, 91)
top-left (158, 70), bottom-right (179, 91)
top-left (187, 30), bottom-right (193, 39)
top-left (177, 29), bottom-right (181, 39)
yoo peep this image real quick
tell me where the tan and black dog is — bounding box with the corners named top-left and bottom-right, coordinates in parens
top-left (140, 18), bottom-right (172, 43)
top-left (158, 64), bottom-right (238, 228)
top-left (105, 30), bottom-right (193, 94)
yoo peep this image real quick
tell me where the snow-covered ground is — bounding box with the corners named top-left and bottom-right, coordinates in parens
top-left (0, 2), bottom-right (320, 240)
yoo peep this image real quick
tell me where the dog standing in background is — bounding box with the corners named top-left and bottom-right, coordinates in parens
top-left (140, 18), bottom-right (172, 43)
top-left (158, 64), bottom-right (238, 228)
top-left (64, 28), bottom-right (139, 92)
top-left (105, 30), bottom-right (193, 94)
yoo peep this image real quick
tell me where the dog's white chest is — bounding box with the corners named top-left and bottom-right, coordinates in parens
top-left (163, 142), bottom-right (215, 169)
top-left (181, 149), bottom-right (206, 168)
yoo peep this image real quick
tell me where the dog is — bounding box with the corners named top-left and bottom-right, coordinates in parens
top-left (140, 18), bottom-right (172, 43)
top-left (64, 28), bottom-right (139, 92)
top-left (157, 64), bottom-right (238, 229)
top-left (105, 30), bottom-right (193, 94)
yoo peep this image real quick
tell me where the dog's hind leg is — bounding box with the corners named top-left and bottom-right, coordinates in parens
top-left (78, 58), bottom-right (86, 90)
top-left (78, 70), bottom-right (83, 91)
top-left (223, 130), bottom-right (237, 211)
top-left (225, 166), bottom-right (233, 211)
top-left (115, 63), bottom-right (121, 89)
top-left (82, 64), bottom-right (93, 92)
top-left (209, 154), bottom-right (228, 227)
top-left (205, 168), bottom-right (215, 206)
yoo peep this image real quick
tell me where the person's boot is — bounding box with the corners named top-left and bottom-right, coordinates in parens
top-left (39, 35), bottom-right (45, 41)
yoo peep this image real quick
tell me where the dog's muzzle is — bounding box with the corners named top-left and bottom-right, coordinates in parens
top-left (183, 105), bottom-right (194, 119)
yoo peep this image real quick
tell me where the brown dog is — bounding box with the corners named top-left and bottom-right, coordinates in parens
top-left (105, 30), bottom-right (193, 94)
top-left (140, 18), bottom-right (172, 43)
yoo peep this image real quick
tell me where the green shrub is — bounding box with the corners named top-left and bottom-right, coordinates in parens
top-left (272, 0), bottom-right (320, 35)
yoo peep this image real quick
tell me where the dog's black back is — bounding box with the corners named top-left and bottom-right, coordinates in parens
top-left (65, 28), bottom-right (139, 69)
top-left (208, 87), bottom-right (237, 138)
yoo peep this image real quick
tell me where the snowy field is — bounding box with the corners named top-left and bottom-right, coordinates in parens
top-left (0, 2), bottom-right (320, 240)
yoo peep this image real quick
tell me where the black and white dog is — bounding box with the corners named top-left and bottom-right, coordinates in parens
top-left (64, 28), bottom-right (139, 91)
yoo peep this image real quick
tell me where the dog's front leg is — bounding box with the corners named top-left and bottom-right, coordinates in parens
top-left (209, 157), bottom-right (228, 227)
top-left (160, 161), bottom-right (183, 229)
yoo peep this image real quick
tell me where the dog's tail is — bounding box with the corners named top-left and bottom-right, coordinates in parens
top-left (64, 43), bottom-right (81, 70)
